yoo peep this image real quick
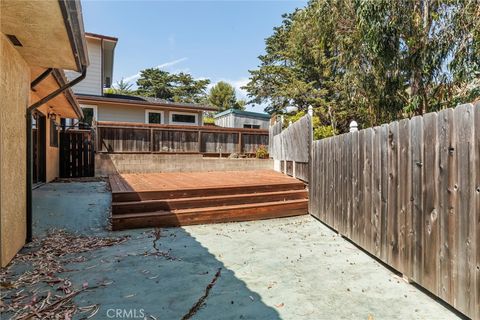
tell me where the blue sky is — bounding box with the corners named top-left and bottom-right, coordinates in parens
top-left (82, 0), bottom-right (306, 112)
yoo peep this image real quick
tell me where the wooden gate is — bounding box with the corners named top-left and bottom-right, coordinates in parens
top-left (60, 130), bottom-right (95, 178)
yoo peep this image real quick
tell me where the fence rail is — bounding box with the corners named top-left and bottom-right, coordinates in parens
top-left (309, 103), bottom-right (479, 319)
top-left (96, 121), bottom-right (269, 155)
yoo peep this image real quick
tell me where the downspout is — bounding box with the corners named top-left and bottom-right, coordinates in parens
top-left (26, 67), bottom-right (87, 242)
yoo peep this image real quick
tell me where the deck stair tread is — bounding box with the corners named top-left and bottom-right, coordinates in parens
top-left (113, 198), bottom-right (308, 219)
top-left (108, 171), bottom-right (309, 230)
top-left (112, 189), bottom-right (308, 214)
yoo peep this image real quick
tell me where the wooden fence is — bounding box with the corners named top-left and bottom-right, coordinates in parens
top-left (96, 121), bottom-right (269, 156)
top-left (270, 115), bottom-right (311, 182)
top-left (59, 130), bottom-right (95, 178)
top-left (310, 103), bottom-right (479, 319)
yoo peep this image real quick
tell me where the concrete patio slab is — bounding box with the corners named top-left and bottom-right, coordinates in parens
top-left (2, 181), bottom-right (463, 319)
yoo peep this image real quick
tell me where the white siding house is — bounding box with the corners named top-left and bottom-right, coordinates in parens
top-left (214, 109), bottom-right (270, 129)
top-left (65, 36), bottom-right (103, 95)
top-left (64, 32), bottom-right (216, 127)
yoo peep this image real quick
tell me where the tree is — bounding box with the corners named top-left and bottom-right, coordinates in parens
top-left (136, 68), bottom-right (210, 103)
top-left (208, 81), bottom-right (245, 111)
top-left (244, 0), bottom-right (480, 134)
top-left (104, 78), bottom-right (134, 95)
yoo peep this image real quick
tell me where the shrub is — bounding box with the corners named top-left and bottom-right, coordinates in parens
top-left (255, 145), bottom-right (269, 159)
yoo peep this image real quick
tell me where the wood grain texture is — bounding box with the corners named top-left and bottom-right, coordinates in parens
top-left (309, 103), bottom-right (479, 319)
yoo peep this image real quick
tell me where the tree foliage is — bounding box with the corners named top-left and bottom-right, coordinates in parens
top-left (104, 79), bottom-right (134, 95)
top-left (208, 81), bottom-right (246, 111)
top-left (244, 0), bottom-right (480, 133)
top-left (136, 68), bottom-right (210, 103)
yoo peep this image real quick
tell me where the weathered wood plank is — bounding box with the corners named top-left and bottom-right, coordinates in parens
top-left (351, 131), bottom-right (359, 240)
top-left (397, 118), bottom-right (411, 276)
top-left (423, 112), bottom-right (439, 295)
top-left (357, 129), bottom-right (365, 246)
top-left (410, 115), bottom-right (424, 283)
top-left (454, 104), bottom-right (475, 315)
top-left (364, 128), bottom-right (373, 251)
top-left (372, 126), bottom-right (382, 257)
top-left (474, 102), bottom-right (480, 320)
top-left (437, 108), bottom-right (454, 302)
top-left (387, 122), bottom-right (399, 268)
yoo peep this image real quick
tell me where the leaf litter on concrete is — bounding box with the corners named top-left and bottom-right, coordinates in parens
top-left (0, 230), bottom-right (128, 319)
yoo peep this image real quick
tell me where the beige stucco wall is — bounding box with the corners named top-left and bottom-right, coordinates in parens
top-left (0, 34), bottom-right (30, 267)
top-left (45, 119), bottom-right (60, 182)
top-left (36, 105), bottom-right (60, 183)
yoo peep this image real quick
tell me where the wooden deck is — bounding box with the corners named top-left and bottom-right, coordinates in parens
top-left (109, 170), bottom-right (308, 230)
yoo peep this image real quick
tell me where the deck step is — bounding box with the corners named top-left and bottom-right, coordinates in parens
top-left (111, 199), bottom-right (308, 230)
top-left (112, 189), bottom-right (308, 214)
top-left (112, 182), bottom-right (306, 202)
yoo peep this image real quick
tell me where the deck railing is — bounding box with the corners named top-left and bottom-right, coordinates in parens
top-left (95, 121), bottom-right (269, 156)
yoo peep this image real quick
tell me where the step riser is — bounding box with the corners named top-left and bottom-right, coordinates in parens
top-left (112, 191), bottom-right (308, 215)
top-left (112, 202), bottom-right (308, 230)
top-left (112, 183), bottom-right (305, 202)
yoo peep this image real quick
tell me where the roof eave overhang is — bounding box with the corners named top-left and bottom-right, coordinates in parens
top-left (59, 0), bottom-right (89, 71)
top-left (51, 69), bottom-right (83, 119)
top-left (76, 95), bottom-right (218, 113)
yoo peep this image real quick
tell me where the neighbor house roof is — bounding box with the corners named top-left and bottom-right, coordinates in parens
top-left (85, 32), bottom-right (118, 42)
top-left (214, 108), bottom-right (271, 119)
top-left (76, 93), bottom-right (218, 112)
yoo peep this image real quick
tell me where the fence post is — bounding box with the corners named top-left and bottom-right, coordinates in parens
top-left (238, 132), bottom-right (242, 154)
top-left (349, 120), bottom-right (358, 132)
top-left (197, 130), bottom-right (202, 153)
top-left (150, 127), bottom-right (154, 153)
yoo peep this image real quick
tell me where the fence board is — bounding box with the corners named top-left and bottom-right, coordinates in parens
top-left (437, 108), bottom-right (454, 302)
top-left (474, 102), bottom-right (480, 320)
top-left (372, 126), bottom-right (382, 257)
top-left (386, 122), bottom-right (397, 267)
top-left (153, 130), bottom-right (198, 152)
top-left (423, 112), bottom-right (439, 294)
top-left (242, 134), bottom-right (269, 153)
top-left (397, 118), bottom-right (411, 275)
top-left (454, 104), bottom-right (475, 315)
top-left (309, 103), bottom-right (478, 319)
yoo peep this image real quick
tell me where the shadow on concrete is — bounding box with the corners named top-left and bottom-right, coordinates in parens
top-left (24, 181), bottom-right (281, 319)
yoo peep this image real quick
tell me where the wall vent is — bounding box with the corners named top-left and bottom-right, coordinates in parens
top-left (6, 34), bottom-right (22, 47)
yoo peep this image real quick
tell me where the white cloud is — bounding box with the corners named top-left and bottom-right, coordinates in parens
top-left (119, 57), bottom-right (188, 85)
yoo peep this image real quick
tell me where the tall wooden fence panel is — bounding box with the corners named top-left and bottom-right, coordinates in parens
top-left (96, 122), bottom-right (269, 155)
top-left (269, 114), bottom-right (312, 182)
top-left (310, 103), bottom-right (479, 319)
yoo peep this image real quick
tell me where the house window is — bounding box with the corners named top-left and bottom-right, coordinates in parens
top-left (50, 119), bottom-right (58, 147)
top-left (145, 109), bottom-right (164, 124)
top-left (80, 105), bottom-right (97, 128)
top-left (243, 124), bottom-right (260, 129)
top-left (170, 112), bottom-right (198, 125)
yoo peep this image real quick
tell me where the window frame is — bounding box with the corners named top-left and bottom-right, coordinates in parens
top-left (80, 104), bottom-right (98, 126)
top-left (145, 109), bottom-right (165, 124)
top-left (169, 111), bottom-right (198, 126)
top-left (243, 124), bottom-right (261, 129)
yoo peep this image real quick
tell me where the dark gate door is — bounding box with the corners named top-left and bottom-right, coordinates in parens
top-left (60, 130), bottom-right (95, 178)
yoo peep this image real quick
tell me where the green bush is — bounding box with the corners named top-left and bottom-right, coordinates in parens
top-left (203, 117), bottom-right (215, 125)
top-left (255, 145), bottom-right (269, 159)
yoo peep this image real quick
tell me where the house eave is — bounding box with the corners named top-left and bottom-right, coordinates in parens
top-left (76, 94), bottom-right (218, 113)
